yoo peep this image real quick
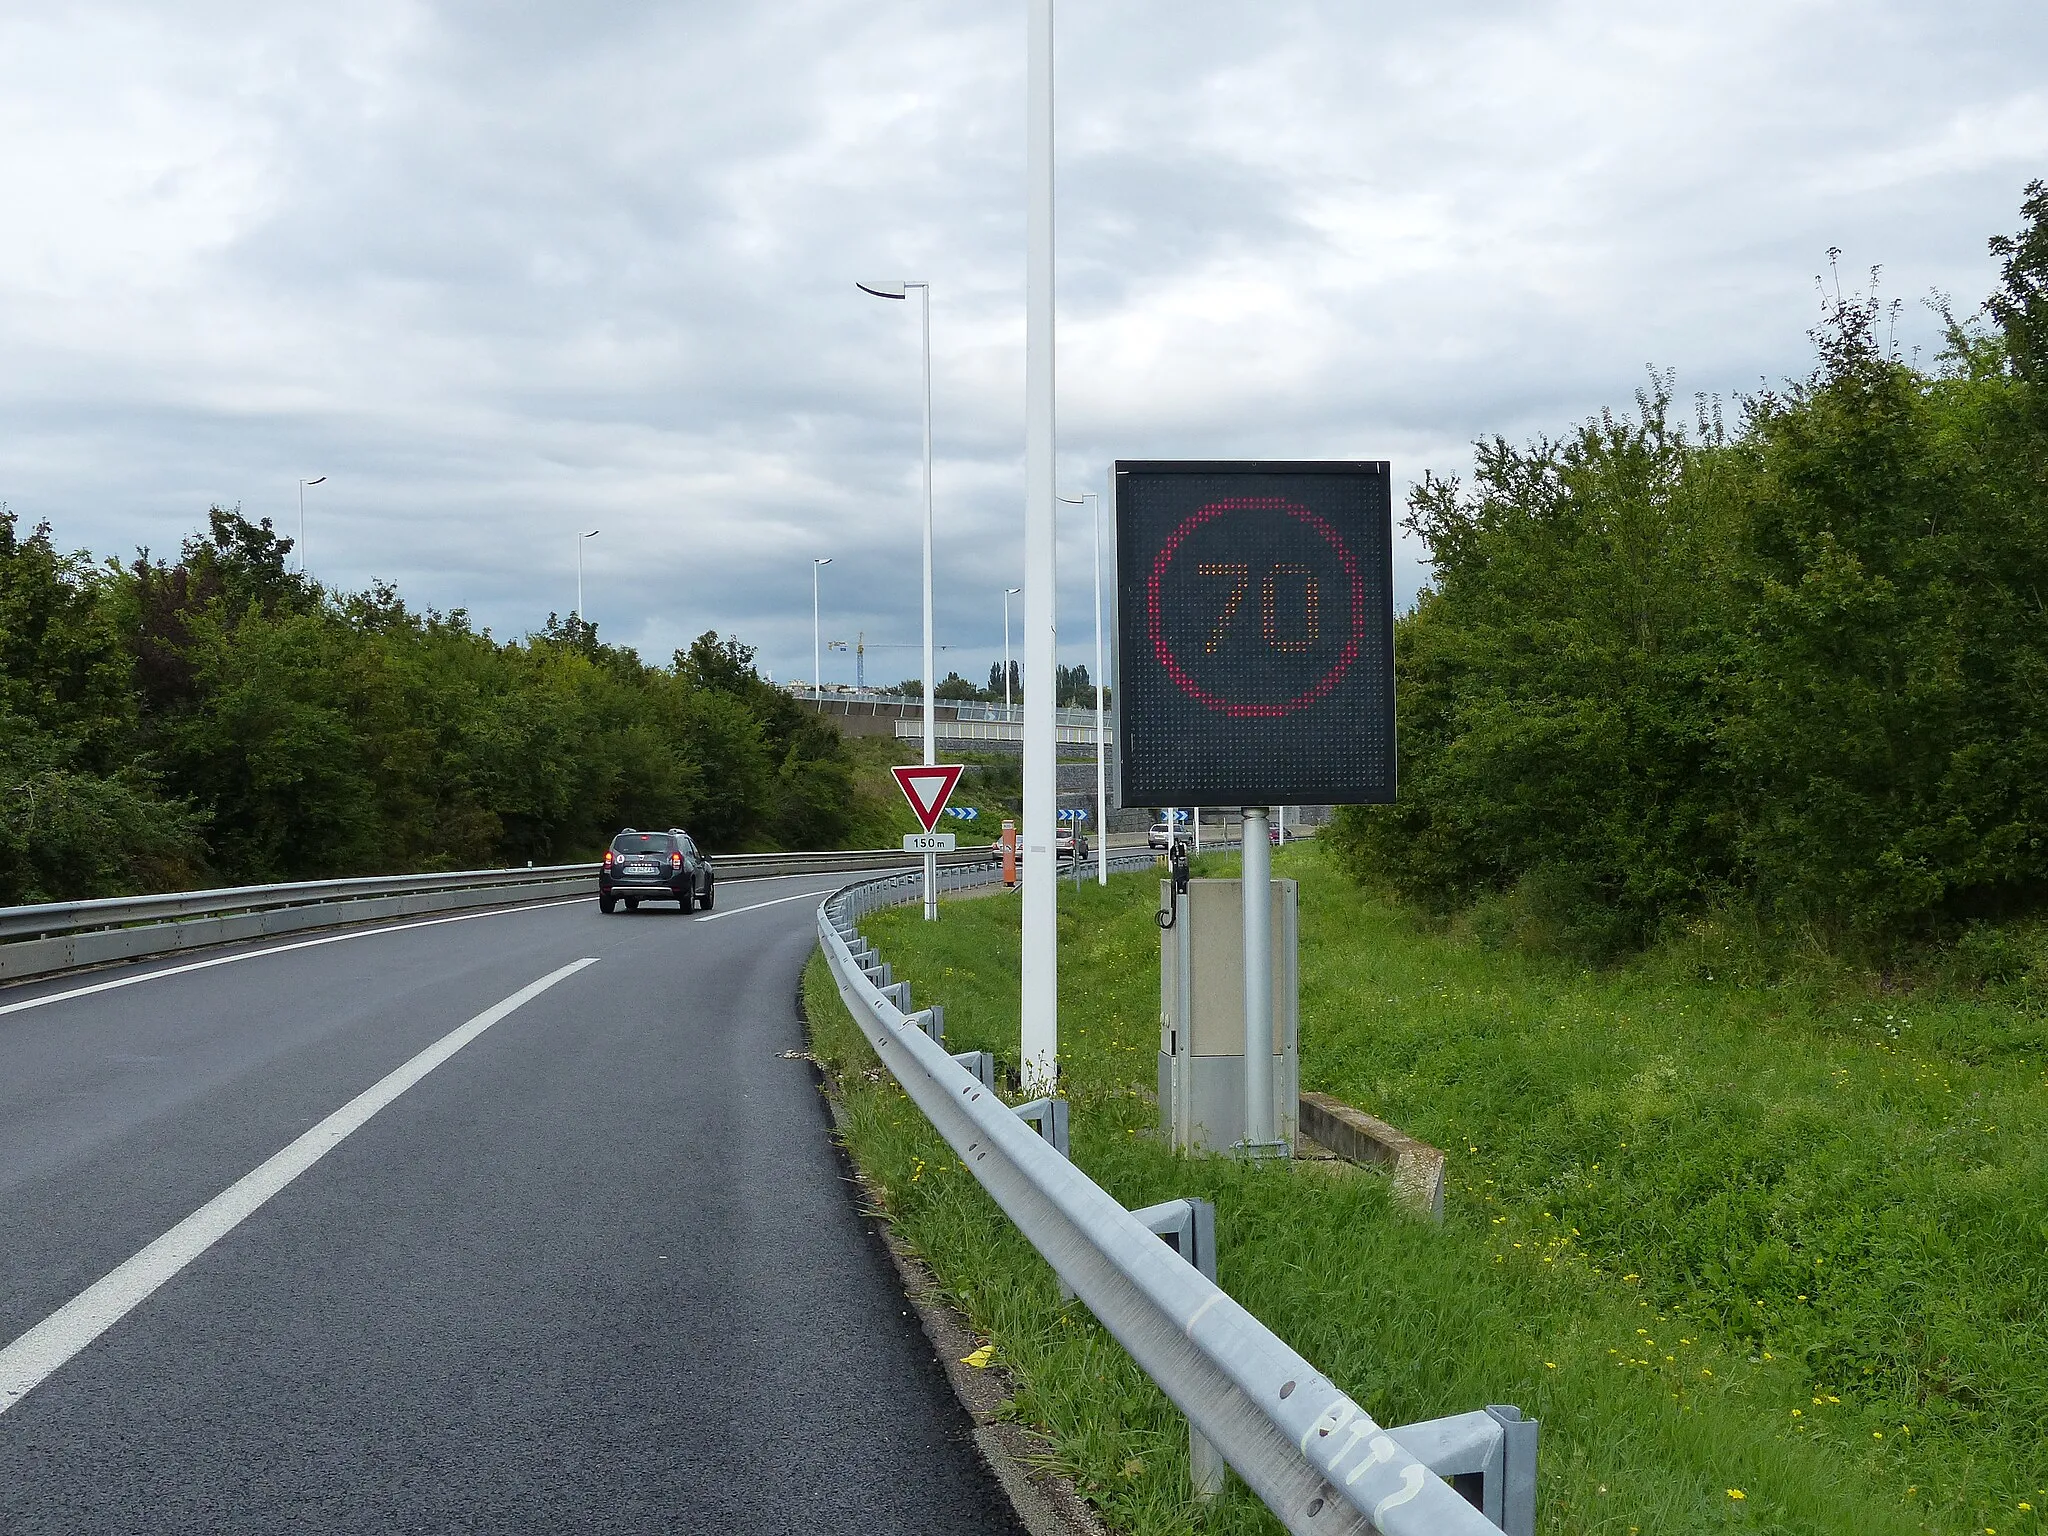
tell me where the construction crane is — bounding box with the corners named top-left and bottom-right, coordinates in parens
top-left (826, 631), bottom-right (954, 692)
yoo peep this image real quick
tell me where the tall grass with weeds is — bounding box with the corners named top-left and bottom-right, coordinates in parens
top-left (805, 847), bottom-right (2046, 1533)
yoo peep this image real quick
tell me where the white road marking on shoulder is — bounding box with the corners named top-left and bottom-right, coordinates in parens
top-left (0, 897), bottom-right (589, 1019)
top-left (690, 887), bottom-right (838, 922)
top-left (0, 957), bottom-right (599, 1415)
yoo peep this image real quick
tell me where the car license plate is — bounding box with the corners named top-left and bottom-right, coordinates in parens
top-left (625, 863), bottom-right (659, 877)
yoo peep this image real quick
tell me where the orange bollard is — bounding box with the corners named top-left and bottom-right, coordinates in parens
top-left (1000, 819), bottom-right (1018, 888)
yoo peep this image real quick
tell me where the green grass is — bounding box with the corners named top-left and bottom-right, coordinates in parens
top-left (802, 847), bottom-right (2048, 1534)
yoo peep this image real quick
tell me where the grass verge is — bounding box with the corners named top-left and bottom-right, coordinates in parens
top-left (803, 847), bottom-right (2046, 1534)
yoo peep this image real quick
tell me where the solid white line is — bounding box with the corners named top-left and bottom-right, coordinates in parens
top-left (690, 887), bottom-right (839, 922)
top-left (0, 897), bottom-right (590, 1020)
top-left (0, 957), bottom-right (598, 1416)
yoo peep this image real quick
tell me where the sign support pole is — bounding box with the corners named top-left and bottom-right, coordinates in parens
top-left (1241, 806), bottom-right (1277, 1153)
top-left (1019, 0), bottom-right (1058, 1095)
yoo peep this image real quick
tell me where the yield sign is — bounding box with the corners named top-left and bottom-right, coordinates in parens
top-left (892, 764), bottom-right (964, 833)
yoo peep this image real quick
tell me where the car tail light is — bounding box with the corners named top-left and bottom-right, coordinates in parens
top-left (603, 849), bottom-right (614, 865)
top-left (670, 851), bottom-right (683, 865)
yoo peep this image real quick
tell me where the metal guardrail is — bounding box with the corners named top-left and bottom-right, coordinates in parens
top-left (817, 866), bottom-right (1526, 1536)
top-left (0, 846), bottom-right (999, 986)
top-left (893, 718), bottom-right (1107, 746)
top-left (0, 866), bottom-right (587, 944)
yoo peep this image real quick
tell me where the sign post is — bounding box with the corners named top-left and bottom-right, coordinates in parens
top-left (1115, 461), bottom-right (1395, 1158)
top-left (893, 766), bottom-right (965, 908)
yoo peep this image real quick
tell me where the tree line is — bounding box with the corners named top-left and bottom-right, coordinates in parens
top-left (1328, 183), bottom-right (2048, 956)
top-left (0, 509), bottom-right (871, 904)
top-left (894, 661), bottom-right (1098, 706)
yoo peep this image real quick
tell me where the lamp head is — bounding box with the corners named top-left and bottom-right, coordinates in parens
top-left (856, 281), bottom-right (907, 300)
top-left (303, 476), bottom-right (326, 487)
top-left (815, 556), bottom-right (833, 566)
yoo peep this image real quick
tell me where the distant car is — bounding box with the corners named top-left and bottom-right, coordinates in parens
top-left (1055, 826), bottom-right (1090, 861)
top-left (599, 828), bottom-right (715, 913)
top-left (1147, 820), bottom-right (1177, 850)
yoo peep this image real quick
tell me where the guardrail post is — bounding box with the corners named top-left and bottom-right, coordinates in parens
top-left (1010, 1096), bottom-right (1069, 1159)
top-left (909, 1005), bottom-right (944, 1045)
top-left (1488, 1405), bottom-right (1538, 1536)
top-left (951, 1049), bottom-right (997, 1092)
top-left (1383, 1404), bottom-right (1538, 1535)
top-left (1131, 1198), bottom-right (1224, 1501)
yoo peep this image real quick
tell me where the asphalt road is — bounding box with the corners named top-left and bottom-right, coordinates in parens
top-left (0, 878), bottom-right (1024, 1534)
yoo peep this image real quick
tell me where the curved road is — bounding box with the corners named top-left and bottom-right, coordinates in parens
top-left (0, 877), bottom-right (1022, 1534)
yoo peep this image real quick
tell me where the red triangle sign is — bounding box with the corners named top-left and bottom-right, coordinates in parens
top-left (892, 764), bottom-right (964, 833)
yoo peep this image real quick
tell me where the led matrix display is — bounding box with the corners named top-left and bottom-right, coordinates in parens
top-left (1114, 461), bottom-right (1395, 807)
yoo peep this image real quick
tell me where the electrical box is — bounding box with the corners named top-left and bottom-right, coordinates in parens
top-left (1158, 878), bottom-right (1299, 1154)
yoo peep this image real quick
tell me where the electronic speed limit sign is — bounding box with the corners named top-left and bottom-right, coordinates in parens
top-left (1113, 461), bottom-right (1395, 807)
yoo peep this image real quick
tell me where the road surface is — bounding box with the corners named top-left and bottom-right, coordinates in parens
top-left (0, 877), bottom-right (1022, 1534)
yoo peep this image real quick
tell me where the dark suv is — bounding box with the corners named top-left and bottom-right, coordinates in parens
top-left (600, 829), bottom-right (715, 913)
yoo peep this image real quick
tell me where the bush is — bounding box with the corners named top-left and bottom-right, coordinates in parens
top-left (1331, 186), bottom-right (2048, 951)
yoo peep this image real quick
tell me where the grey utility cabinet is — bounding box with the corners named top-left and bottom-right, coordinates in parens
top-left (1158, 878), bottom-right (1299, 1154)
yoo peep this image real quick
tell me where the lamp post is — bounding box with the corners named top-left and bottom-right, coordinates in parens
top-left (812, 557), bottom-right (833, 703)
top-left (297, 477), bottom-right (325, 575)
top-left (1001, 588), bottom-right (1022, 715)
top-left (1059, 491), bottom-right (1108, 885)
top-left (575, 529), bottom-right (600, 627)
top-left (857, 279), bottom-right (939, 920)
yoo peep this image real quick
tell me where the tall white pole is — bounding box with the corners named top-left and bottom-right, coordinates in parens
top-left (1062, 489), bottom-right (1109, 888)
top-left (1002, 589), bottom-right (1020, 713)
top-left (1242, 805), bottom-right (1276, 1150)
top-left (856, 280), bottom-right (940, 915)
top-left (813, 557), bottom-right (832, 703)
top-left (297, 476), bottom-right (324, 576)
top-left (1091, 491), bottom-right (1107, 885)
top-left (577, 529), bottom-right (599, 625)
top-left (1020, 0), bottom-right (1058, 1094)
top-left (919, 282), bottom-right (938, 920)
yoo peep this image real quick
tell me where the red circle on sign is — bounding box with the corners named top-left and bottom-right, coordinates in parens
top-left (1146, 497), bottom-right (1365, 718)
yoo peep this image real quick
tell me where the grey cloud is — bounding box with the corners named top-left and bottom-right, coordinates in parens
top-left (0, 0), bottom-right (2043, 683)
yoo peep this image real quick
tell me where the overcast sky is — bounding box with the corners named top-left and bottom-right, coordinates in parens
top-left (2, 1), bottom-right (2043, 689)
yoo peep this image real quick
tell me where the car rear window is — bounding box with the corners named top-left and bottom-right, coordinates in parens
top-left (611, 833), bottom-right (674, 854)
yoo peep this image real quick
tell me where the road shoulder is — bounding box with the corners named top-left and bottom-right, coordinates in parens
top-left (792, 981), bottom-right (1106, 1536)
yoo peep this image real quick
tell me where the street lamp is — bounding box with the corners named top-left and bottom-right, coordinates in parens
top-left (1001, 588), bottom-right (1022, 716)
top-left (297, 477), bottom-right (325, 575)
top-left (576, 529), bottom-right (600, 626)
top-left (1059, 491), bottom-right (1107, 886)
top-left (858, 278), bottom-right (939, 921)
top-left (812, 557), bottom-right (833, 703)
